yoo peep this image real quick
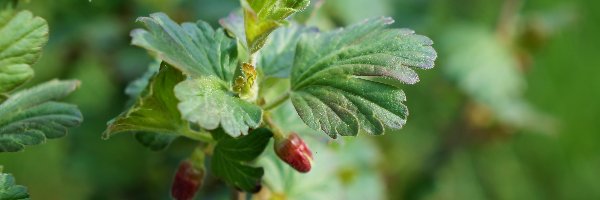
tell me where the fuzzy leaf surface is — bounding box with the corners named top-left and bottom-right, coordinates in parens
top-left (0, 173), bottom-right (29, 200)
top-left (242, 0), bottom-right (309, 52)
top-left (211, 128), bottom-right (272, 192)
top-left (0, 9), bottom-right (48, 94)
top-left (132, 13), bottom-right (238, 83)
top-left (174, 76), bottom-right (262, 137)
top-left (0, 80), bottom-right (82, 152)
top-left (132, 13), bottom-right (262, 137)
top-left (290, 17), bottom-right (437, 138)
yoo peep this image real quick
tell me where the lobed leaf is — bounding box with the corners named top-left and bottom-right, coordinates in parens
top-left (0, 8), bottom-right (48, 94)
top-left (290, 17), bottom-right (437, 138)
top-left (103, 63), bottom-right (189, 141)
top-left (131, 13), bottom-right (263, 137)
top-left (174, 76), bottom-right (262, 137)
top-left (242, 0), bottom-right (310, 53)
top-left (211, 128), bottom-right (272, 192)
top-left (0, 80), bottom-right (82, 152)
top-left (131, 13), bottom-right (238, 83)
top-left (0, 173), bottom-right (29, 200)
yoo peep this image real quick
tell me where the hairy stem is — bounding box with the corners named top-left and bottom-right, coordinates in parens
top-left (264, 112), bottom-right (285, 140)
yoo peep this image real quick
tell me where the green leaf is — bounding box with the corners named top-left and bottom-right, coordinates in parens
top-left (124, 61), bottom-right (161, 99)
top-left (0, 80), bottom-right (82, 152)
top-left (174, 76), bottom-right (262, 137)
top-left (289, 17), bottom-right (437, 138)
top-left (258, 136), bottom-right (343, 200)
top-left (260, 102), bottom-right (386, 200)
top-left (219, 12), bottom-right (250, 62)
top-left (0, 8), bottom-right (48, 94)
top-left (132, 13), bottom-right (263, 137)
top-left (131, 13), bottom-right (238, 83)
top-left (103, 63), bottom-right (188, 140)
top-left (242, 0), bottom-right (310, 53)
top-left (257, 23), bottom-right (316, 78)
top-left (219, 11), bottom-right (246, 44)
top-left (117, 61), bottom-right (178, 150)
top-left (211, 128), bottom-right (272, 192)
top-left (0, 173), bottom-right (29, 200)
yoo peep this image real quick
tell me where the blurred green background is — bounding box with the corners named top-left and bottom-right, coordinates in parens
top-left (1, 0), bottom-right (599, 199)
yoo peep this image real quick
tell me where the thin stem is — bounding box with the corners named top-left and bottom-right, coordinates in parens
top-left (189, 146), bottom-right (206, 169)
top-left (264, 112), bottom-right (285, 140)
top-left (262, 92), bottom-right (290, 111)
top-left (181, 128), bottom-right (215, 143)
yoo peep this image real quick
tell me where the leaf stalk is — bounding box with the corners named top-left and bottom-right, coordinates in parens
top-left (262, 92), bottom-right (290, 111)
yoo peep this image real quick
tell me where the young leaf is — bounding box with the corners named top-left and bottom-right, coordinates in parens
top-left (242, 0), bottom-right (310, 53)
top-left (131, 13), bottom-right (238, 83)
top-left (131, 13), bottom-right (262, 137)
top-left (0, 173), bottom-right (29, 200)
top-left (103, 63), bottom-right (188, 140)
top-left (0, 80), bottom-right (82, 152)
top-left (0, 8), bottom-right (48, 94)
top-left (211, 128), bottom-right (272, 192)
top-left (289, 17), bottom-right (437, 138)
top-left (257, 23), bottom-right (316, 78)
top-left (174, 76), bottom-right (262, 137)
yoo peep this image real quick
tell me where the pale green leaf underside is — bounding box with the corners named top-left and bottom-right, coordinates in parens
top-left (174, 76), bottom-right (262, 137)
top-left (131, 13), bottom-right (238, 83)
top-left (0, 80), bottom-right (82, 152)
top-left (0, 9), bottom-right (48, 94)
top-left (243, 0), bottom-right (309, 52)
top-left (290, 17), bottom-right (437, 138)
top-left (103, 63), bottom-right (188, 140)
top-left (119, 61), bottom-right (178, 151)
top-left (0, 173), bottom-right (29, 200)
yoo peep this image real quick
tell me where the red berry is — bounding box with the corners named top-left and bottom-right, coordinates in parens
top-left (274, 133), bottom-right (313, 173)
top-left (171, 160), bottom-right (204, 200)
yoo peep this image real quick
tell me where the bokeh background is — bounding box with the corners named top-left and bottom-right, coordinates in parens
top-left (1, 0), bottom-right (599, 199)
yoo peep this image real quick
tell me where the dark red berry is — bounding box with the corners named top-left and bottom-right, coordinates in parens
top-left (171, 160), bottom-right (204, 200)
top-left (274, 133), bottom-right (313, 173)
